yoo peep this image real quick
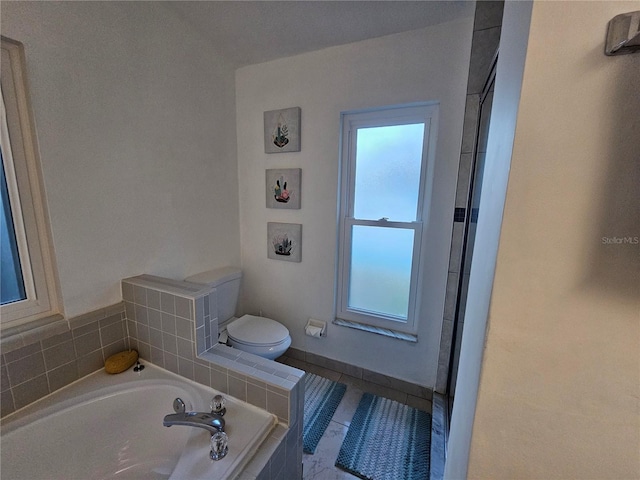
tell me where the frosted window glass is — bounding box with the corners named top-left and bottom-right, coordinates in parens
top-left (353, 124), bottom-right (424, 221)
top-left (348, 226), bottom-right (414, 319)
top-left (0, 150), bottom-right (26, 305)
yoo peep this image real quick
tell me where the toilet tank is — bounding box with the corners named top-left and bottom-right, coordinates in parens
top-left (185, 267), bottom-right (241, 323)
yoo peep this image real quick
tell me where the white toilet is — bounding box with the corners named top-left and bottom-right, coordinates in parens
top-left (184, 267), bottom-right (291, 360)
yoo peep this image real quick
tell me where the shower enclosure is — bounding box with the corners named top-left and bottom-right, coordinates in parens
top-left (447, 53), bottom-right (497, 418)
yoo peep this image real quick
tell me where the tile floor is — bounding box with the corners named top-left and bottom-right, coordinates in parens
top-left (276, 355), bottom-right (433, 480)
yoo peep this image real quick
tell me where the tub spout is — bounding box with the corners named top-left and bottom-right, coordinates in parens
top-left (163, 411), bottom-right (225, 434)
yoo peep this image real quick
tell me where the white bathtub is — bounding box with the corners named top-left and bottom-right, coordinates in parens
top-left (0, 363), bottom-right (276, 480)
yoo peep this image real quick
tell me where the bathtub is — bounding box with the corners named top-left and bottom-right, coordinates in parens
top-left (0, 362), bottom-right (277, 479)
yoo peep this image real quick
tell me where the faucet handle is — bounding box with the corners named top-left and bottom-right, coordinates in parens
top-left (210, 395), bottom-right (226, 416)
top-left (210, 431), bottom-right (229, 461)
top-left (173, 397), bottom-right (186, 414)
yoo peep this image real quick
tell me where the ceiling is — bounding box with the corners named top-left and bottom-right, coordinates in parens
top-left (163, 1), bottom-right (472, 67)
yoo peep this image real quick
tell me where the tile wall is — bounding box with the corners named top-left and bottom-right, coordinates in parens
top-left (2, 274), bottom-right (304, 479)
top-left (0, 304), bottom-right (127, 417)
top-left (122, 274), bottom-right (304, 480)
top-left (122, 274), bottom-right (217, 375)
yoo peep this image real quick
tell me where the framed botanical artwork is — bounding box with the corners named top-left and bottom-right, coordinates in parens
top-left (264, 107), bottom-right (301, 153)
top-left (266, 168), bottom-right (301, 209)
top-left (267, 222), bottom-right (302, 262)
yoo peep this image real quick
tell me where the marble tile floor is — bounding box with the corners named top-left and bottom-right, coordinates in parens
top-left (276, 355), bottom-right (432, 480)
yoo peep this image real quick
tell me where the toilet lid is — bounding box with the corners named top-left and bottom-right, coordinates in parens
top-left (227, 314), bottom-right (290, 347)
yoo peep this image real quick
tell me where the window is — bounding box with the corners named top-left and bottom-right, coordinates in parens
top-left (1, 101), bottom-right (28, 306)
top-left (336, 104), bottom-right (438, 334)
top-left (1, 36), bottom-right (61, 332)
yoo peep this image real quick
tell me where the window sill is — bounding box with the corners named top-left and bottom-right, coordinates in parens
top-left (333, 318), bottom-right (418, 342)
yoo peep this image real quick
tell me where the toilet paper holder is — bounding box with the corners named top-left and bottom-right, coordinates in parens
top-left (305, 318), bottom-right (326, 338)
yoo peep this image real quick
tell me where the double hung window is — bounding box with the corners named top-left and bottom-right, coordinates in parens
top-left (336, 104), bottom-right (437, 334)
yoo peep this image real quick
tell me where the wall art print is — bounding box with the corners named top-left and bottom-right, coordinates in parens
top-left (267, 222), bottom-right (302, 262)
top-left (266, 168), bottom-right (301, 209)
top-left (264, 107), bottom-right (301, 153)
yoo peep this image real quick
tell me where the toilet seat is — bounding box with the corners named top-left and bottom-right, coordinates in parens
top-left (227, 314), bottom-right (289, 347)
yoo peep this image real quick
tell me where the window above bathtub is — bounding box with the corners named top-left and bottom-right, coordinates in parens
top-left (335, 103), bottom-right (438, 336)
top-left (1, 36), bottom-right (62, 333)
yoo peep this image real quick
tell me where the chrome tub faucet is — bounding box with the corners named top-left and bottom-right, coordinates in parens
top-left (163, 396), bottom-right (229, 460)
top-left (163, 410), bottom-right (225, 434)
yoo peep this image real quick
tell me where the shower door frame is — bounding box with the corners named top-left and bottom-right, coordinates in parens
top-left (446, 51), bottom-right (499, 420)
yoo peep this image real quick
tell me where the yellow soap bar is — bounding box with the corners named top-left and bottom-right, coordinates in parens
top-left (105, 350), bottom-right (139, 374)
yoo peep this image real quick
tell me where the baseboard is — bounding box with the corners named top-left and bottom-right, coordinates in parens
top-left (285, 347), bottom-right (432, 400)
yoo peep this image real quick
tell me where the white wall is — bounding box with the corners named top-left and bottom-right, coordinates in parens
top-left (235, 14), bottom-right (474, 387)
top-left (1, 2), bottom-right (240, 318)
top-left (449, 1), bottom-right (640, 478)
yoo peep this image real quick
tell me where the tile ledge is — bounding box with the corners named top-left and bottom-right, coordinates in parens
top-left (68, 302), bottom-right (125, 330)
top-left (199, 345), bottom-right (304, 391)
top-left (0, 302), bottom-right (126, 354)
top-left (0, 314), bottom-right (67, 354)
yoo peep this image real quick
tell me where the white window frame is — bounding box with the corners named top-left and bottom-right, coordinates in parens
top-left (336, 103), bottom-right (438, 334)
top-left (1, 36), bottom-right (61, 332)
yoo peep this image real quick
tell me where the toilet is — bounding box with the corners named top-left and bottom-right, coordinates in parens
top-left (184, 267), bottom-right (291, 360)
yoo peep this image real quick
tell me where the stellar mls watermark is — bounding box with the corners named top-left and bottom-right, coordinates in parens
top-left (601, 236), bottom-right (639, 245)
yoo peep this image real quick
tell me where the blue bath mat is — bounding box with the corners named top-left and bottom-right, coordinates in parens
top-left (335, 393), bottom-right (431, 480)
top-left (303, 373), bottom-right (347, 454)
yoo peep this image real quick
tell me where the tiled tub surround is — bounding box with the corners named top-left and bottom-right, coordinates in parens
top-left (1, 304), bottom-right (127, 418)
top-left (122, 275), bottom-right (304, 480)
top-left (122, 275), bottom-right (218, 364)
top-left (2, 363), bottom-right (278, 480)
